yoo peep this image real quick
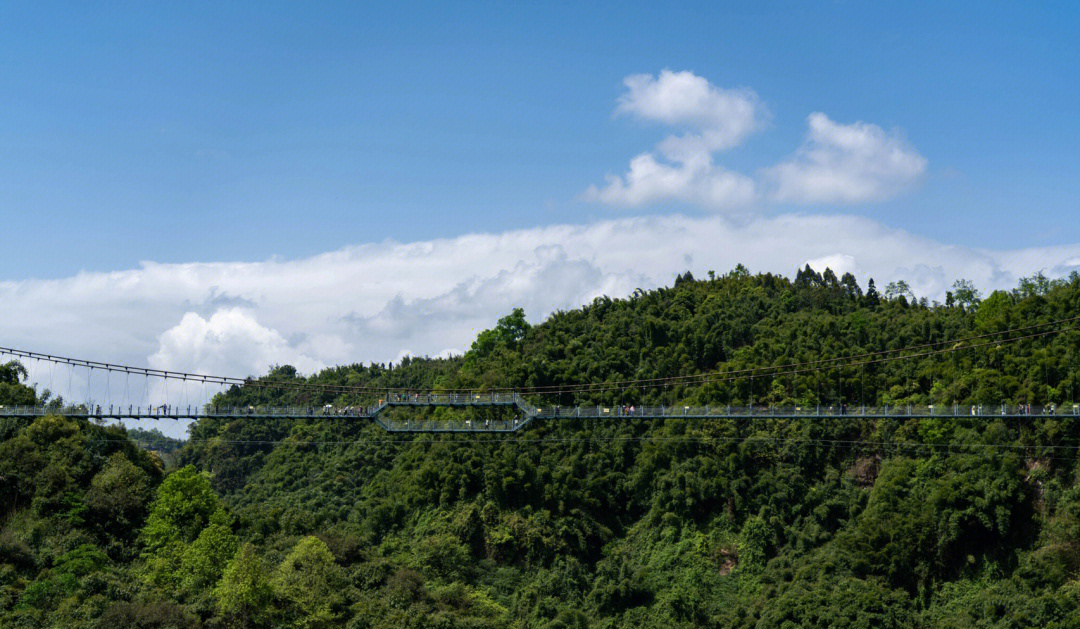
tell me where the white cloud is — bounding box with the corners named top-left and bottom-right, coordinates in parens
top-left (805, 253), bottom-right (858, 278)
top-left (616, 69), bottom-right (766, 151)
top-left (4, 213), bottom-right (1079, 420)
top-left (140, 309), bottom-right (325, 411)
top-left (149, 308), bottom-right (325, 378)
top-left (587, 73), bottom-right (927, 210)
top-left (766, 113), bottom-right (928, 203)
top-left (584, 151), bottom-right (756, 208)
top-left (585, 70), bottom-right (765, 210)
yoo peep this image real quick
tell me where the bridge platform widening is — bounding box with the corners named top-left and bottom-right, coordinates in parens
top-left (0, 394), bottom-right (1075, 433)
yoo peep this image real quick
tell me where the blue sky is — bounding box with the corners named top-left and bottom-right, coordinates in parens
top-left (3, 1), bottom-right (1080, 417)
top-left (3, 1), bottom-right (1078, 279)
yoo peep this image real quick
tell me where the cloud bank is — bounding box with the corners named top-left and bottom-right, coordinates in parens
top-left (4, 213), bottom-right (1078, 406)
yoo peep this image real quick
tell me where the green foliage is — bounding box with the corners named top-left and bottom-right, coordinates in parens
top-left (884, 279), bottom-right (914, 302)
top-left (840, 453), bottom-right (1028, 592)
top-left (273, 536), bottom-right (346, 628)
top-left (466, 307), bottom-right (531, 365)
top-left (755, 573), bottom-right (914, 628)
top-left (95, 599), bottom-right (201, 628)
top-left (54, 544), bottom-right (111, 578)
top-left (215, 543), bottom-right (274, 625)
top-left (179, 509), bottom-right (238, 594)
top-left (737, 515), bottom-right (770, 571)
top-left (0, 360), bottom-right (36, 406)
top-left (139, 465), bottom-right (227, 593)
top-left (976, 290), bottom-right (1012, 331)
top-left (141, 465), bottom-right (221, 552)
top-left (87, 452), bottom-right (153, 533)
top-left (952, 278), bottom-right (981, 310)
top-left (0, 414), bottom-right (161, 536)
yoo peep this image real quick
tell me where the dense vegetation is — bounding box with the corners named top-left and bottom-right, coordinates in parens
top-left (3, 266), bottom-right (1080, 627)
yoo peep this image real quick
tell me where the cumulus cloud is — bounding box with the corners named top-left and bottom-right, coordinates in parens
top-left (584, 151), bottom-right (757, 208)
top-left (587, 72), bottom-right (927, 210)
top-left (615, 69), bottom-right (766, 151)
top-left (584, 70), bottom-right (765, 210)
top-left (149, 308), bottom-right (325, 378)
top-left (766, 113), bottom-right (928, 203)
top-left (138, 309), bottom-right (325, 409)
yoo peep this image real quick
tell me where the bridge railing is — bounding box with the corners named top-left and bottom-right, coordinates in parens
top-left (201, 406), bottom-right (373, 417)
top-left (384, 392), bottom-right (521, 405)
top-left (1, 402), bottom-right (1078, 420)
top-left (528, 403), bottom-right (1080, 418)
top-left (376, 417), bottom-right (528, 432)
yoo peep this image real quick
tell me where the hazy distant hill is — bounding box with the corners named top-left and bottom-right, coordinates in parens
top-left (128, 427), bottom-right (185, 454)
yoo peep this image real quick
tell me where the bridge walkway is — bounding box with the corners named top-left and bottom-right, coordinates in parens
top-left (0, 399), bottom-right (1074, 433)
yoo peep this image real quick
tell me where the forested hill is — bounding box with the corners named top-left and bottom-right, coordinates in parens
top-left (4, 267), bottom-right (1080, 628)
top-left (200, 265), bottom-right (1079, 412)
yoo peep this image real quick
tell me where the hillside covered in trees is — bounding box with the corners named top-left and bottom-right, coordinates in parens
top-left (3, 266), bottom-right (1080, 627)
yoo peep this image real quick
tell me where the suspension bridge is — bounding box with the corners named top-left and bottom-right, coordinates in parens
top-left (1, 314), bottom-right (1077, 433)
top-left (0, 395), bottom-right (1075, 433)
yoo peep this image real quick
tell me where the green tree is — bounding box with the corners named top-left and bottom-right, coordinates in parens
top-left (468, 308), bottom-right (531, 358)
top-left (141, 465), bottom-right (223, 590)
top-left (180, 509), bottom-right (239, 594)
top-left (216, 543), bottom-right (275, 626)
top-left (1015, 271), bottom-right (1055, 297)
top-left (0, 360), bottom-right (28, 385)
top-left (274, 536), bottom-right (346, 628)
top-left (141, 465), bottom-right (221, 552)
top-left (884, 280), bottom-right (914, 302)
top-left (86, 452), bottom-right (152, 532)
top-left (974, 290), bottom-right (1011, 331)
top-left (0, 360), bottom-right (36, 405)
top-left (54, 544), bottom-right (111, 578)
top-left (865, 277), bottom-right (881, 305)
top-left (951, 279), bottom-right (980, 310)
